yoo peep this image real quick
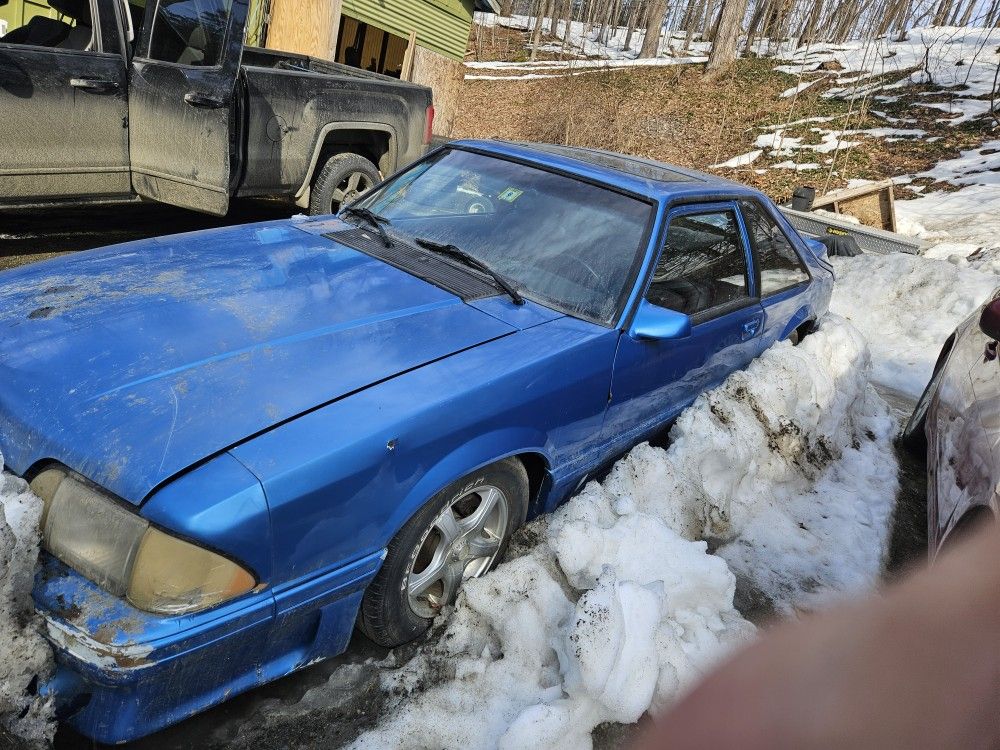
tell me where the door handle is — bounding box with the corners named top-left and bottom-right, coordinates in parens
top-left (70, 78), bottom-right (119, 93)
top-left (741, 318), bottom-right (761, 341)
top-left (184, 91), bottom-right (225, 108)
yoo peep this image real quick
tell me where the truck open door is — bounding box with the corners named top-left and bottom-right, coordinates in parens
top-left (128, 0), bottom-right (248, 215)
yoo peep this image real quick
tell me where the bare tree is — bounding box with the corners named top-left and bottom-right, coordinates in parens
top-left (705, 0), bottom-right (748, 72)
top-left (639, 0), bottom-right (669, 56)
top-left (623, 0), bottom-right (642, 51)
top-left (529, 0), bottom-right (546, 61)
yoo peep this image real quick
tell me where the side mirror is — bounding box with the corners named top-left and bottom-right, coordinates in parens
top-left (980, 297), bottom-right (1000, 340)
top-left (631, 300), bottom-right (691, 341)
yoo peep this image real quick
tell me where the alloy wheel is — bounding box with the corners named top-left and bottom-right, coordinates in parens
top-left (406, 484), bottom-right (509, 618)
top-left (331, 171), bottom-right (375, 210)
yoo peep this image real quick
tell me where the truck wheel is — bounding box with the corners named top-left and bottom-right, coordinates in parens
top-left (358, 458), bottom-right (529, 647)
top-left (309, 152), bottom-right (381, 215)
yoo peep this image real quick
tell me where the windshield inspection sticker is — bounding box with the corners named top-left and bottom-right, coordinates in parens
top-left (497, 187), bottom-right (524, 203)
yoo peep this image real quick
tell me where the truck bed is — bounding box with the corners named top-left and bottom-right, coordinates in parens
top-left (242, 47), bottom-right (419, 87)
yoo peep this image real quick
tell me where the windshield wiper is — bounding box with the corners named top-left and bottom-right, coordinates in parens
top-left (415, 237), bottom-right (524, 306)
top-left (341, 206), bottom-right (393, 248)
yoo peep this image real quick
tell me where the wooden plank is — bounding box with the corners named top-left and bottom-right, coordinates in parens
top-left (266, 0), bottom-right (343, 60)
top-left (401, 29), bottom-right (418, 80)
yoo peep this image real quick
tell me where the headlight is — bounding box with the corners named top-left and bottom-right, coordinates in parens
top-left (30, 466), bottom-right (255, 615)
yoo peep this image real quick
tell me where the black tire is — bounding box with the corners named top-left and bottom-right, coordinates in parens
top-left (308, 152), bottom-right (381, 216)
top-left (358, 458), bottom-right (529, 647)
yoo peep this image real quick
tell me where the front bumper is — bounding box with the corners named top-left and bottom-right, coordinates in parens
top-left (35, 551), bottom-right (382, 744)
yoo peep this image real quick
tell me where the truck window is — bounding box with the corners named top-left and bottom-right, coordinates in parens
top-left (146, 0), bottom-right (232, 66)
top-left (0, 0), bottom-right (94, 51)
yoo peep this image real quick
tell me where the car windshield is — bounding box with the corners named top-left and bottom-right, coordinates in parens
top-left (353, 148), bottom-right (654, 325)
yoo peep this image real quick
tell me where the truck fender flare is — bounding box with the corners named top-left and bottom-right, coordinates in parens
top-left (381, 429), bottom-right (555, 543)
top-left (294, 122), bottom-right (398, 202)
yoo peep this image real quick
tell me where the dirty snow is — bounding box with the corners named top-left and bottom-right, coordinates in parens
top-left (0, 456), bottom-right (54, 747)
top-left (348, 316), bottom-right (897, 749)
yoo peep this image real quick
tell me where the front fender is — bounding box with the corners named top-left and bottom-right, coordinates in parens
top-left (385, 428), bottom-right (554, 538)
top-left (140, 453), bottom-right (274, 584)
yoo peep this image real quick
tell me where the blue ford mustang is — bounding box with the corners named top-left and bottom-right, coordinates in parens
top-left (0, 140), bottom-right (833, 742)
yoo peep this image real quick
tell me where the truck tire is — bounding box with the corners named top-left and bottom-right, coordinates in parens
top-left (309, 152), bottom-right (381, 216)
top-left (358, 458), bottom-right (529, 647)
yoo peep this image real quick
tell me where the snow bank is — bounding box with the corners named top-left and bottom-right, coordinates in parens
top-left (830, 253), bottom-right (998, 397)
top-left (349, 316), bottom-right (897, 749)
top-left (830, 133), bottom-right (1000, 398)
top-left (0, 457), bottom-right (54, 746)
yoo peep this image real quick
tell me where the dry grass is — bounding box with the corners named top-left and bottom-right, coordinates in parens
top-left (453, 57), bottom-right (993, 203)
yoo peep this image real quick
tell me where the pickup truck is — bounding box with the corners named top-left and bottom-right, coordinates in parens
top-left (0, 0), bottom-right (433, 216)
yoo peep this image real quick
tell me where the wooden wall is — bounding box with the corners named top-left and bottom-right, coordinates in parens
top-left (266, 0), bottom-right (344, 59)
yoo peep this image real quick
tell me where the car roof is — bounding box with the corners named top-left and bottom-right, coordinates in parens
top-left (447, 139), bottom-right (759, 203)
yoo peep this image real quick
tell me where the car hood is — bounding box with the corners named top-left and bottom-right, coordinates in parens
top-left (0, 219), bottom-right (514, 503)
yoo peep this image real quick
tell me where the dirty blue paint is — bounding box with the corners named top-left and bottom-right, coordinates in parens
top-left (0, 141), bottom-right (834, 743)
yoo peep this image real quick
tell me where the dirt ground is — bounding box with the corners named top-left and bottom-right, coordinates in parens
top-left (452, 52), bottom-right (991, 204)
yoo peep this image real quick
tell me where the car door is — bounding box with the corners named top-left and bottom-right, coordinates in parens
top-left (604, 202), bottom-right (766, 442)
top-left (739, 198), bottom-right (812, 345)
top-left (0, 0), bottom-right (130, 203)
top-left (128, 0), bottom-right (247, 215)
top-left (931, 319), bottom-right (994, 549)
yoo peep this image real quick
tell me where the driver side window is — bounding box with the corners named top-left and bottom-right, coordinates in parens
top-left (646, 209), bottom-right (750, 317)
top-left (146, 0), bottom-right (232, 66)
top-left (0, 0), bottom-right (94, 51)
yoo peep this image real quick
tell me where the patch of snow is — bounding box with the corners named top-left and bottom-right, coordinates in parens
top-left (710, 150), bottom-right (763, 169)
top-left (464, 54), bottom-right (707, 80)
top-left (775, 27), bottom-right (1000, 125)
top-left (780, 77), bottom-right (826, 98)
top-left (0, 456), bottom-right (54, 747)
top-left (772, 160), bottom-right (821, 171)
top-left (348, 316), bottom-right (897, 748)
top-left (920, 98), bottom-right (996, 126)
top-left (916, 140), bottom-right (1000, 187)
top-left (812, 208), bottom-right (861, 224)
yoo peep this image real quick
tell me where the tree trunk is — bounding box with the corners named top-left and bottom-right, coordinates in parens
top-left (743, 0), bottom-right (768, 52)
top-left (684, 0), bottom-right (705, 49)
top-left (529, 0), bottom-right (547, 61)
top-left (501, 0), bottom-right (515, 16)
top-left (639, 0), bottom-right (669, 56)
top-left (560, 0), bottom-right (574, 57)
top-left (702, 0), bottom-right (720, 41)
top-left (705, 0), bottom-right (746, 73)
top-left (796, 0), bottom-right (821, 45)
top-left (623, 1), bottom-right (640, 50)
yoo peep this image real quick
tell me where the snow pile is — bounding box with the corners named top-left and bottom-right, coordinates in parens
top-left (831, 246), bottom-right (999, 399)
top-left (0, 457), bottom-right (54, 747)
top-left (349, 316), bottom-right (897, 749)
top-left (830, 129), bottom-right (1000, 397)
